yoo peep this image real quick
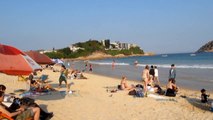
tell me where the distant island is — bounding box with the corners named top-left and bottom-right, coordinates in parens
top-left (197, 40), bottom-right (213, 52)
top-left (42, 39), bottom-right (147, 60)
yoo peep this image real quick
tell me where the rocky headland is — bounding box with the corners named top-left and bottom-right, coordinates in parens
top-left (197, 40), bottom-right (213, 52)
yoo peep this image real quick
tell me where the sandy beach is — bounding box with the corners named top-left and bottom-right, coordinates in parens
top-left (1, 68), bottom-right (213, 120)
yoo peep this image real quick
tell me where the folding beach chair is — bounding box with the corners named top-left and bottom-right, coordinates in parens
top-left (39, 74), bottom-right (49, 83)
top-left (0, 111), bottom-right (13, 120)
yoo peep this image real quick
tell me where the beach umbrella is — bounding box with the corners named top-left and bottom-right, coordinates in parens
top-left (0, 44), bottom-right (41, 75)
top-left (25, 51), bottom-right (54, 65)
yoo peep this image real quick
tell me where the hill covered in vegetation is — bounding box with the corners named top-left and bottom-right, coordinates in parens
top-left (45, 40), bottom-right (144, 59)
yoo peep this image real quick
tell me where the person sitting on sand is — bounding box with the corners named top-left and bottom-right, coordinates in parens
top-left (0, 91), bottom-right (41, 120)
top-left (201, 88), bottom-right (210, 103)
top-left (27, 72), bottom-right (40, 91)
top-left (0, 84), bottom-right (53, 120)
top-left (165, 78), bottom-right (178, 97)
top-left (120, 76), bottom-right (134, 90)
top-left (27, 72), bottom-right (56, 92)
top-left (70, 69), bottom-right (77, 79)
top-left (76, 70), bottom-right (87, 79)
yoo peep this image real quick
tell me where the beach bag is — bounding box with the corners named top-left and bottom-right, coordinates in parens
top-left (117, 85), bottom-right (122, 90)
top-left (19, 97), bottom-right (35, 107)
top-left (136, 84), bottom-right (143, 89)
top-left (15, 109), bottom-right (33, 120)
top-left (154, 85), bottom-right (165, 95)
top-left (135, 88), bottom-right (144, 97)
top-left (8, 98), bottom-right (21, 112)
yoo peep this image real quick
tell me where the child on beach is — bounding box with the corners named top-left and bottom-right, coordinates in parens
top-left (201, 88), bottom-right (210, 103)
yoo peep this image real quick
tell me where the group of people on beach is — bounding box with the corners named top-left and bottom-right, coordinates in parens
top-left (141, 64), bottom-right (177, 96)
top-left (117, 63), bottom-right (212, 105)
top-left (117, 64), bottom-right (178, 97)
top-left (27, 71), bottom-right (56, 93)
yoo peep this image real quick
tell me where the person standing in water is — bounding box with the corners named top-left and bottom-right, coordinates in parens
top-left (134, 60), bottom-right (138, 67)
top-left (89, 64), bottom-right (93, 72)
top-left (169, 64), bottom-right (176, 83)
top-left (112, 59), bottom-right (115, 69)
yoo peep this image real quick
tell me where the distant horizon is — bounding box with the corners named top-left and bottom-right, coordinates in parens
top-left (0, 38), bottom-right (207, 54)
top-left (1, 0), bottom-right (213, 54)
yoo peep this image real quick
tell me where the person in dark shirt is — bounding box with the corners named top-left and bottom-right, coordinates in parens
top-left (149, 65), bottom-right (155, 80)
top-left (201, 88), bottom-right (210, 103)
top-left (169, 64), bottom-right (176, 83)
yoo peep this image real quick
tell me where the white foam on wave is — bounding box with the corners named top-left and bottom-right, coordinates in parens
top-left (137, 64), bottom-right (213, 69)
top-left (89, 61), bottom-right (130, 66)
top-left (89, 61), bottom-right (213, 69)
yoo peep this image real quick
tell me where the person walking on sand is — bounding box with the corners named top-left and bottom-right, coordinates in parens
top-left (58, 65), bottom-right (71, 93)
top-left (169, 64), bottom-right (176, 83)
top-left (142, 65), bottom-right (150, 96)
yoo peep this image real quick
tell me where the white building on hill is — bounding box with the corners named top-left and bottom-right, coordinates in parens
top-left (69, 45), bottom-right (84, 52)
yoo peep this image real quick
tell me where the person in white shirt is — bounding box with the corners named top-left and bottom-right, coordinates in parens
top-left (154, 66), bottom-right (160, 84)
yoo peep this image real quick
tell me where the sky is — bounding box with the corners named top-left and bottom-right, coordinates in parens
top-left (0, 0), bottom-right (213, 54)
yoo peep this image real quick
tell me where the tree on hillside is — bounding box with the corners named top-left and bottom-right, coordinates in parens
top-left (129, 46), bottom-right (144, 54)
top-left (74, 40), bottom-right (105, 52)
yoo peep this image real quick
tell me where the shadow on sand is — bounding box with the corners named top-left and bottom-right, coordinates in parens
top-left (185, 96), bottom-right (212, 111)
top-left (39, 104), bottom-right (50, 113)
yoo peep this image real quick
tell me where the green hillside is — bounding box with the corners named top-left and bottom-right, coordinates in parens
top-left (45, 40), bottom-right (144, 59)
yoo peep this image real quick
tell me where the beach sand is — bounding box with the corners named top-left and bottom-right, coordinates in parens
top-left (0, 69), bottom-right (213, 120)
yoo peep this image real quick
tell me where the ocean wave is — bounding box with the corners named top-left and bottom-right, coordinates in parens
top-left (137, 64), bottom-right (213, 69)
top-left (89, 61), bottom-right (213, 69)
top-left (89, 61), bottom-right (130, 66)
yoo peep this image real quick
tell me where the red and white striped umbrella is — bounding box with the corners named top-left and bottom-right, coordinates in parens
top-left (0, 44), bottom-right (41, 75)
top-left (25, 51), bottom-right (54, 65)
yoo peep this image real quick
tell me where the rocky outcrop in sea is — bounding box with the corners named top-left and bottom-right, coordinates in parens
top-left (197, 40), bottom-right (213, 52)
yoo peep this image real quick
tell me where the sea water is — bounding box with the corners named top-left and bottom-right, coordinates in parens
top-left (65, 52), bottom-right (213, 91)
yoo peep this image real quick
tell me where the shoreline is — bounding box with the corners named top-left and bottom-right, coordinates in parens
top-left (85, 72), bottom-right (213, 94)
top-left (65, 52), bottom-right (155, 61)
